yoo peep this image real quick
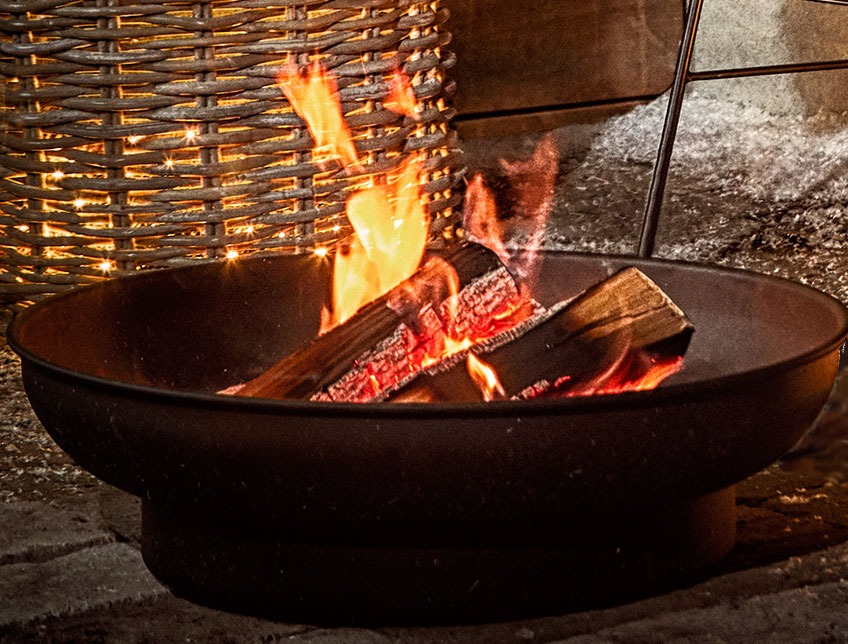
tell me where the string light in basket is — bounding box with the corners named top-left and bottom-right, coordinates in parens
top-left (313, 246), bottom-right (329, 258)
top-left (0, 4), bottom-right (459, 304)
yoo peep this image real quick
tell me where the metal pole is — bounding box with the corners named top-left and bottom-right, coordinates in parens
top-left (637, 0), bottom-right (705, 258)
top-left (691, 58), bottom-right (848, 81)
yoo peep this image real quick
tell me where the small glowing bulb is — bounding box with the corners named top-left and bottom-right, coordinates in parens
top-left (164, 158), bottom-right (175, 169)
top-left (278, 231), bottom-right (286, 239)
top-left (185, 128), bottom-right (197, 142)
top-left (127, 135), bottom-right (142, 145)
top-left (51, 170), bottom-right (64, 181)
top-left (332, 225), bottom-right (341, 233)
top-left (225, 249), bottom-right (239, 260)
top-left (73, 197), bottom-right (86, 209)
top-left (98, 260), bottom-right (113, 273)
top-left (245, 225), bottom-right (254, 235)
top-left (313, 246), bottom-right (329, 258)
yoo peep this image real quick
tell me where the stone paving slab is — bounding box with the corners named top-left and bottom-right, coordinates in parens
top-left (0, 594), bottom-right (312, 644)
top-left (4, 536), bottom-right (848, 643)
top-left (384, 541), bottom-right (848, 644)
top-left (0, 543), bottom-right (168, 632)
top-left (547, 582), bottom-right (848, 644)
top-left (0, 501), bottom-right (115, 566)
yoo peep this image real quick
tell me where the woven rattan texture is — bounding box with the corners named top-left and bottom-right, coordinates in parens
top-left (0, 0), bottom-right (462, 304)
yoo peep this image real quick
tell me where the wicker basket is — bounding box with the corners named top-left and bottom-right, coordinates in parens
top-left (0, 0), bottom-right (462, 306)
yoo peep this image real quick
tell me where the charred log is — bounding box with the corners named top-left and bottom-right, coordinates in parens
top-left (388, 268), bottom-right (694, 403)
top-left (232, 242), bottom-right (518, 401)
top-left (313, 269), bottom-right (533, 403)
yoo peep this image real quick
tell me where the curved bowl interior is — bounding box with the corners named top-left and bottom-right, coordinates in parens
top-left (8, 252), bottom-right (848, 532)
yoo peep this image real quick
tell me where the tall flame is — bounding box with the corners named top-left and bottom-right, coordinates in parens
top-left (462, 174), bottom-right (509, 267)
top-left (277, 64), bottom-right (681, 403)
top-left (279, 62), bottom-right (429, 329)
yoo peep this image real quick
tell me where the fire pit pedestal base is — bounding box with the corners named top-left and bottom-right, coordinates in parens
top-left (140, 486), bottom-right (736, 624)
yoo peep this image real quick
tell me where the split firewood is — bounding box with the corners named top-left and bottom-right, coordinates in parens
top-left (231, 242), bottom-right (523, 401)
top-left (387, 267), bottom-right (694, 403)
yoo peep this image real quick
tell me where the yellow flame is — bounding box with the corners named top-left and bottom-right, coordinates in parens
top-left (327, 156), bottom-right (429, 328)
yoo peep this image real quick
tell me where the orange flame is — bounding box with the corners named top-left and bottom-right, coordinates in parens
top-left (609, 355), bottom-right (684, 394)
top-left (279, 61), bottom-right (360, 169)
top-left (466, 352), bottom-right (506, 402)
top-left (462, 135), bottom-right (558, 293)
top-left (498, 134), bottom-right (557, 290)
top-left (384, 69), bottom-right (420, 119)
top-left (564, 353), bottom-right (684, 398)
top-left (463, 174), bottom-right (509, 265)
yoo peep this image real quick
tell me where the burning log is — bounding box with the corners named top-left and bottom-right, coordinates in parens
top-left (388, 267), bottom-right (694, 403)
top-left (232, 242), bottom-right (522, 400)
top-left (230, 243), bottom-right (692, 404)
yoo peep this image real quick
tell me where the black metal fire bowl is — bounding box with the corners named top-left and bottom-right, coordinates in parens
top-left (8, 251), bottom-right (848, 624)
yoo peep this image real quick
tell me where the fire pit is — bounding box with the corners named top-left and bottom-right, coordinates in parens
top-left (6, 0), bottom-right (848, 624)
top-left (8, 248), bottom-right (848, 623)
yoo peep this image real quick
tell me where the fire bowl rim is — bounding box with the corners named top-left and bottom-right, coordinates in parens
top-left (8, 250), bottom-right (848, 419)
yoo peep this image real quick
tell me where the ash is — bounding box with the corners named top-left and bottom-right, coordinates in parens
top-left (464, 87), bottom-right (848, 304)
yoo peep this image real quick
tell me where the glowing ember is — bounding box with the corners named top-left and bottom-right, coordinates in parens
top-left (314, 255), bottom-right (531, 403)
